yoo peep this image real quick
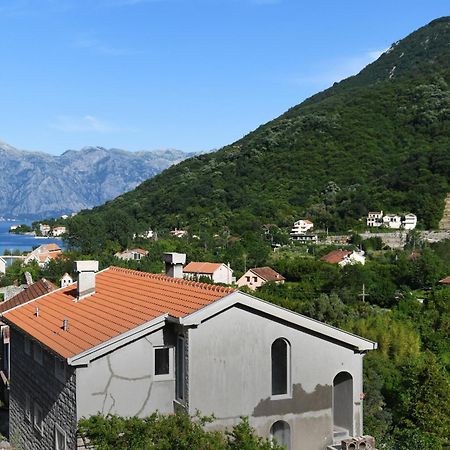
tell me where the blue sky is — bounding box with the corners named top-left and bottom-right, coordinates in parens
top-left (0, 0), bottom-right (448, 155)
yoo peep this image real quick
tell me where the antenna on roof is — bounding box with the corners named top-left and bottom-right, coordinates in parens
top-left (34, 306), bottom-right (39, 317)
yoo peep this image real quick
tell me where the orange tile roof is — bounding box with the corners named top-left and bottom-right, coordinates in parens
top-left (3, 267), bottom-right (234, 359)
top-left (439, 276), bottom-right (450, 285)
top-left (39, 243), bottom-right (61, 252)
top-left (184, 262), bottom-right (223, 274)
top-left (320, 250), bottom-right (352, 264)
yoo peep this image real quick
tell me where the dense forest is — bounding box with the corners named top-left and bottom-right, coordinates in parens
top-left (64, 17), bottom-right (450, 254)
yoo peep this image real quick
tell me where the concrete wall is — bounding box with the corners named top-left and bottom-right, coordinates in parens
top-left (76, 325), bottom-right (178, 419)
top-left (187, 304), bottom-right (364, 450)
top-left (9, 328), bottom-right (77, 450)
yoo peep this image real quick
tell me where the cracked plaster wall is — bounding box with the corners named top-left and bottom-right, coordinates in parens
top-left (76, 327), bottom-right (176, 420)
top-left (188, 305), bottom-right (365, 450)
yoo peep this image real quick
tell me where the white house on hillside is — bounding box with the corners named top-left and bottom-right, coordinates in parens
top-left (290, 220), bottom-right (314, 235)
top-left (366, 211), bottom-right (383, 227)
top-left (402, 213), bottom-right (417, 230)
top-left (382, 214), bottom-right (402, 229)
top-left (184, 261), bottom-right (235, 285)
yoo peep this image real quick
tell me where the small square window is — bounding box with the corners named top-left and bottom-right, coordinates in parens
top-left (34, 403), bottom-right (43, 435)
top-left (24, 337), bottom-right (31, 356)
top-left (55, 424), bottom-right (66, 450)
top-left (253, 277), bottom-right (258, 282)
top-left (154, 347), bottom-right (173, 380)
top-left (24, 393), bottom-right (31, 422)
top-left (246, 276), bottom-right (250, 282)
top-left (33, 343), bottom-right (43, 365)
top-left (55, 358), bottom-right (66, 382)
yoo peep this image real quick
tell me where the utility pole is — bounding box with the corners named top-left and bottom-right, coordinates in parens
top-left (358, 284), bottom-right (369, 302)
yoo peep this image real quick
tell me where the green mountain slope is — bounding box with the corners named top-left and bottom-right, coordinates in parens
top-left (68, 18), bottom-right (450, 251)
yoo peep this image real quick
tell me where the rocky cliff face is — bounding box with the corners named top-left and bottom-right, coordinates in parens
top-left (0, 141), bottom-right (194, 219)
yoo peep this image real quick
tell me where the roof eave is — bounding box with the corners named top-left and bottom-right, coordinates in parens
top-left (67, 314), bottom-right (168, 366)
top-left (181, 291), bottom-right (377, 352)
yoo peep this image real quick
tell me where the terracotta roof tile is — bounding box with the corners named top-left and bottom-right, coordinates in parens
top-left (0, 279), bottom-right (57, 314)
top-left (184, 262), bottom-right (223, 274)
top-left (320, 250), bottom-right (352, 264)
top-left (250, 267), bottom-right (285, 282)
top-left (4, 267), bottom-right (234, 359)
top-left (439, 276), bottom-right (450, 285)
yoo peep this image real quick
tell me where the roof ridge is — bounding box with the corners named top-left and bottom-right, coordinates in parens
top-left (108, 266), bottom-right (235, 294)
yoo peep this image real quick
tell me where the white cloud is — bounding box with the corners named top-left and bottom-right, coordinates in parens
top-left (73, 36), bottom-right (142, 56)
top-left (51, 115), bottom-right (121, 133)
top-left (290, 48), bottom-right (387, 87)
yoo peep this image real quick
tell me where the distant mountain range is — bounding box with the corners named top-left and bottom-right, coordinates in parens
top-left (0, 141), bottom-right (196, 219)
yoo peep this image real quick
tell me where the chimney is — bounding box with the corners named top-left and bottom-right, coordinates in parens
top-left (24, 272), bottom-right (33, 286)
top-left (74, 260), bottom-right (99, 300)
top-left (163, 253), bottom-right (186, 279)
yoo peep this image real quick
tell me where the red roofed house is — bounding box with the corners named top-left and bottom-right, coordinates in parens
top-left (24, 243), bottom-right (63, 268)
top-left (183, 261), bottom-right (235, 285)
top-left (321, 250), bottom-right (366, 267)
top-left (237, 267), bottom-right (285, 290)
top-left (4, 255), bottom-right (376, 450)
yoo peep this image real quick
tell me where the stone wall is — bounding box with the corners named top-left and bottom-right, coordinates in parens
top-left (9, 327), bottom-right (77, 450)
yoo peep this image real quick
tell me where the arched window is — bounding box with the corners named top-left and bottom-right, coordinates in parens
top-left (271, 338), bottom-right (290, 396)
top-left (270, 420), bottom-right (291, 450)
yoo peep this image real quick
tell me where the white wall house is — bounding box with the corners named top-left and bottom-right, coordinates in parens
top-left (366, 211), bottom-right (383, 227)
top-left (321, 250), bottom-right (366, 267)
top-left (52, 226), bottom-right (66, 237)
top-left (382, 214), bottom-right (402, 229)
top-left (290, 220), bottom-right (314, 236)
top-left (402, 213), bottom-right (417, 230)
top-left (183, 262), bottom-right (235, 285)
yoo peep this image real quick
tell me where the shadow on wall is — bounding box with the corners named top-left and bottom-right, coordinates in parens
top-left (253, 383), bottom-right (331, 417)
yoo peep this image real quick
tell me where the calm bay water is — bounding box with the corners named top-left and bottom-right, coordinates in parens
top-left (0, 221), bottom-right (63, 255)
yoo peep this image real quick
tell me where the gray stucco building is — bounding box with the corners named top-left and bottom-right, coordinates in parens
top-left (4, 258), bottom-right (376, 450)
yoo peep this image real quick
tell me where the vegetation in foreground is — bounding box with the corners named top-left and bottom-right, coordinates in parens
top-left (78, 413), bottom-right (283, 450)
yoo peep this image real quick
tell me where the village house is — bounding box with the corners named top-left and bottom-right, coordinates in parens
top-left (38, 224), bottom-right (51, 236)
top-left (237, 267), bottom-right (285, 290)
top-left (52, 226), bottom-right (66, 237)
top-left (366, 211), bottom-right (383, 227)
top-left (382, 214), bottom-right (402, 229)
top-left (4, 256), bottom-right (376, 450)
top-left (402, 213), bottom-right (417, 230)
top-left (321, 250), bottom-right (366, 267)
top-left (366, 211), bottom-right (417, 230)
top-left (114, 248), bottom-right (149, 261)
top-left (439, 276), bottom-right (450, 285)
top-left (290, 220), bottom-right (317, 244)
top-left (24, 243), bottom-right (63, 268)
top-left (60, 273), bottom-right (73, 288)
top-left (170, 228), bottom-right (188, 238)
top-left (183, 261), bottom-right (235, 284)
top-left (290, 219), bottom-right (314, 235)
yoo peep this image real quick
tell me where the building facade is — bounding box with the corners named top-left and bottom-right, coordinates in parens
top-left (5, 262), bottom-right (376, 450)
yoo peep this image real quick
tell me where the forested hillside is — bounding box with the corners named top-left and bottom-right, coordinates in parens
top-left (67, 17), bottom-right (450, 251)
